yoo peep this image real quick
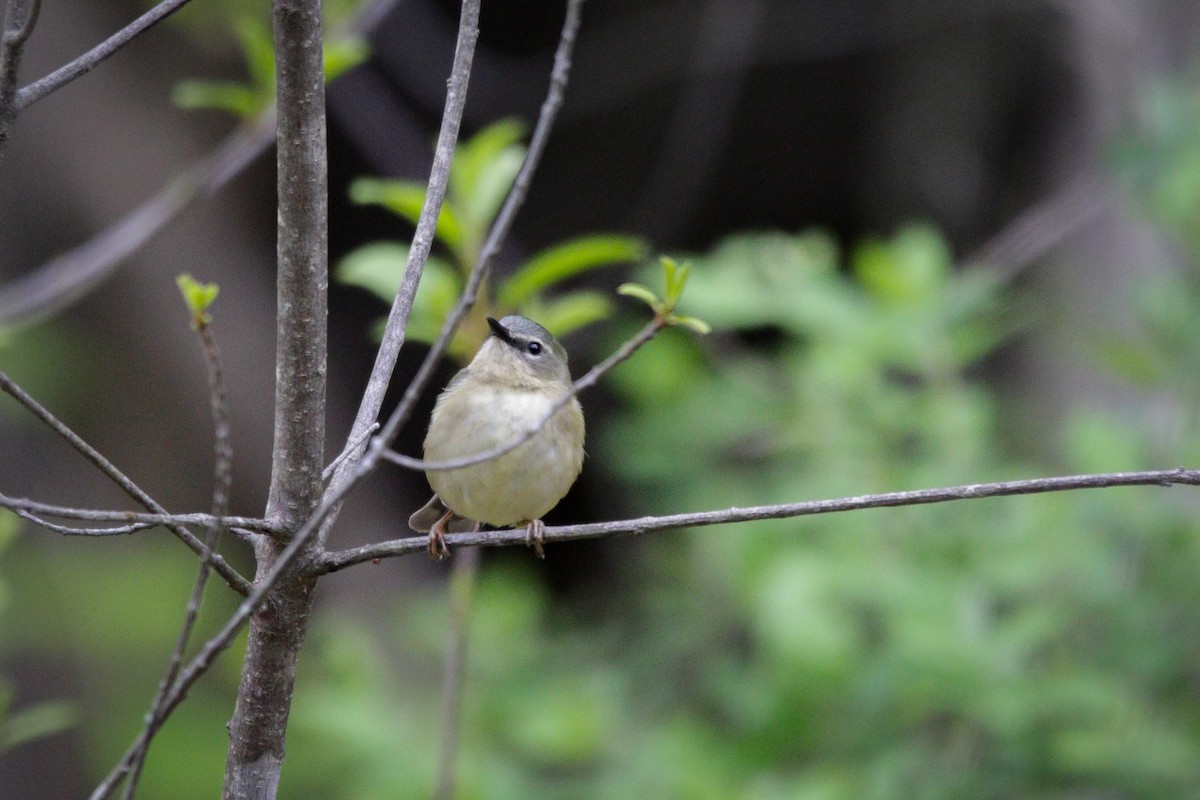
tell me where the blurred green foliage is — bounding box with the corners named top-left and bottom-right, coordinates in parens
top-left (172, 14), bottom-right (368, 120)
top-left (337, 119), bottom-right (646, 362)
top-left (281, 212), bottom-right (1200, 798)
top-left (0, 513), bottom-right (76, 757)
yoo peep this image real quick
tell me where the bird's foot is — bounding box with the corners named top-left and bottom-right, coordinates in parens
top-left (428, 509), bottom-right (454, 560)
top-left (525, 519), bottom-right (546, 559)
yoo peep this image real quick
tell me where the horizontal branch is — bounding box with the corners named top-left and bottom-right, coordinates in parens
top-left (382, 317), bottom-right (663, 472)
top-left (13, 510), bottom-right (155, 536)
top-left (318, 467), bottom-right (1200, 572)
top-left (0, 492), bottom-right (278, 532)
top-left (0, 371), bottom-right (252, 594)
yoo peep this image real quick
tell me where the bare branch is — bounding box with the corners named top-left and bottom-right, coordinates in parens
top-left (12, 510), bottom-right (154, 536)
top-left (0, 492), bottom-right (275, 531)
top-left (322, 421), bottom-right (378, 482)
top-left (15, 0), bottom-right (194, 111)
top-left (0, 0), bottom-right (40, 162)
top-left (122, 319), bottom-right (234, 800)
top-left (963, 173), bottom-right (1113, 281)
top-left (0, 0), bottom-right (403, 329)
top-left (319, 468), bottom-right (1200, 572)
top-left (0, 122), bottom-right (274, 328)
top-left (0, 371), bottom-right (253, 593)
top-left (264, 0), bottom-right (328, 528)
top-left (431, 546), bottom-right (481, 800)
top-left (363, 0), bottom-right (587, 460)
top-left (318, 0), bottom-right (482, 544)
top-left (383, 316), bottom-right (663, 472)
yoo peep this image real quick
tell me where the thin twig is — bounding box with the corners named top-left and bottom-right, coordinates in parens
top-left (120, 320), bottom-right (234, 800)
top-left (322, 422), bottom-right (379, 482)
top-left (317, 0), bottom-right (482, 545)
top-left (0, 0), bottom-right (40, 163)
top-left (0, 492), bottom-right (275, 531)
top-left (431, 545), bottom-right (480, 800)
top-left (383, 316), bottom-right (663, 472)
top-left (962, 173), bottom-right (1113, 282)
top-left (319, 468), bottom-right (1200, 572)
top-left (12, 510), bottom-right (154, 536)
top-left (0, 0), bottom-right (403, 328)
top-left (365, 0), bottom-right (587, 460)
top-left (15, 0), bottom-right (195, 110)
top-left (0, 122), bottom-right (274, 328)
top-left (0, 371), bottom-right (253, 594)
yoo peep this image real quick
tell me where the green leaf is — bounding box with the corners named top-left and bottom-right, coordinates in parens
top-left (336, 243), bottom-right (460, 325)
top-left (669, 315), bottom-right (712, 335)
top-left (521, 290), bottom-right (613, 338)
top-left (337, 243), bottom-right (409, 301)
top-left (176, 274), bottom-right (220, 320)
top-left (349, 178), bottom-right (466, 255)
top-left (450, 118), bottom-right (528, 210)
top-left (852, 223), bottom-right (951, 305)
top-left (617, 283), bottom-right (660, 309)
top-left (0, 700), bottom-right (76, 753)
top-left (324, 37), bottom-right (370, 82)
top-left (235, 17), bottom-right (276, 95)
top-left (500, 235), bottom-right (647, 308)
top-left (460, 144), bottom-right (523, 233)
top-left (407, 260), bottom-right (462, 344)
top-left (171, 81), bottom-right (263, 118)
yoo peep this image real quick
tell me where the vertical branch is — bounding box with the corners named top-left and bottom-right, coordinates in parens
top-left (317, 0), bottom-right (481, 544)
top-left (431, 546), bottom-right (481, 800)
top-left (267, 0), bottom-right (328, 527)
top-left (223, 1), bottom-right (326, 798)
top-left (120, 321), bottom-right (233, 800)
top-left (0, 0), bottom-right (40, 163)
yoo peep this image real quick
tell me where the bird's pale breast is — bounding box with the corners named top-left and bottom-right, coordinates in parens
top-left (424, 380), bottom-right (584, 527)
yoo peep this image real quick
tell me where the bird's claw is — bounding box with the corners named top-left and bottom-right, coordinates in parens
top-left (525, 519), bottom-right (546, 559)
top-left (428, 510), bottom-right (454, 560)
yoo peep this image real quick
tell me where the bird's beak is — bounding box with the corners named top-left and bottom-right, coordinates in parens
top-left (486, 317), bottom-right (513, 345)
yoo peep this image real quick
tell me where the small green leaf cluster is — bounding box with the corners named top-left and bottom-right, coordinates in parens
top-left (175, 273), bottom-right (220, 328)
top-left (172, 16), bottom-right (368, 121)
top-left (337, 119), bottom-right (646, 361)
top-left (618, 256), bottom-right (711, 334)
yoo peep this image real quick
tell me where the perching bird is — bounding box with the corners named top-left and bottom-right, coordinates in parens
top-left (408, 315), bottom-right (585, 559)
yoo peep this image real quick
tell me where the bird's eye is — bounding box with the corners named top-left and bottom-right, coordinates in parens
top-left (527, 341), bottom-right (543, 356)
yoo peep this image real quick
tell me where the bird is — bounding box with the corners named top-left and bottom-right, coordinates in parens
top-left (409, 315), bottom-right (585, 559)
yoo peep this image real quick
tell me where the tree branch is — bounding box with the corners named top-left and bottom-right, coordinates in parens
top-left (15, 0), bottom-right (193, 111)
top-left (90, 7), bottom-right (483, 795)
top-left (319, 0), bottom-right (482, 544)
top-left (121, 318), bottom-right (234, 800)
top-left (0, 370), bottom-right (253, 593)
top-left (11, 510), bottom-right (155, 536)
top-left (0, 493), bottom-right (275, 531)
top-left (265, 0), bottom-right (328, 528)
top-left (0, 122), bottom-right (274, 328)
top-left (219, 0), bottom-right (329, 796)
top-left (319, 468), bottom-right (1200, 572)
top-left (431, 545), bottom-right (480, 800)
top-left (363, 0), bottom-right (586, 457)
top-left (0, 0), bottom-right (40, 163)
